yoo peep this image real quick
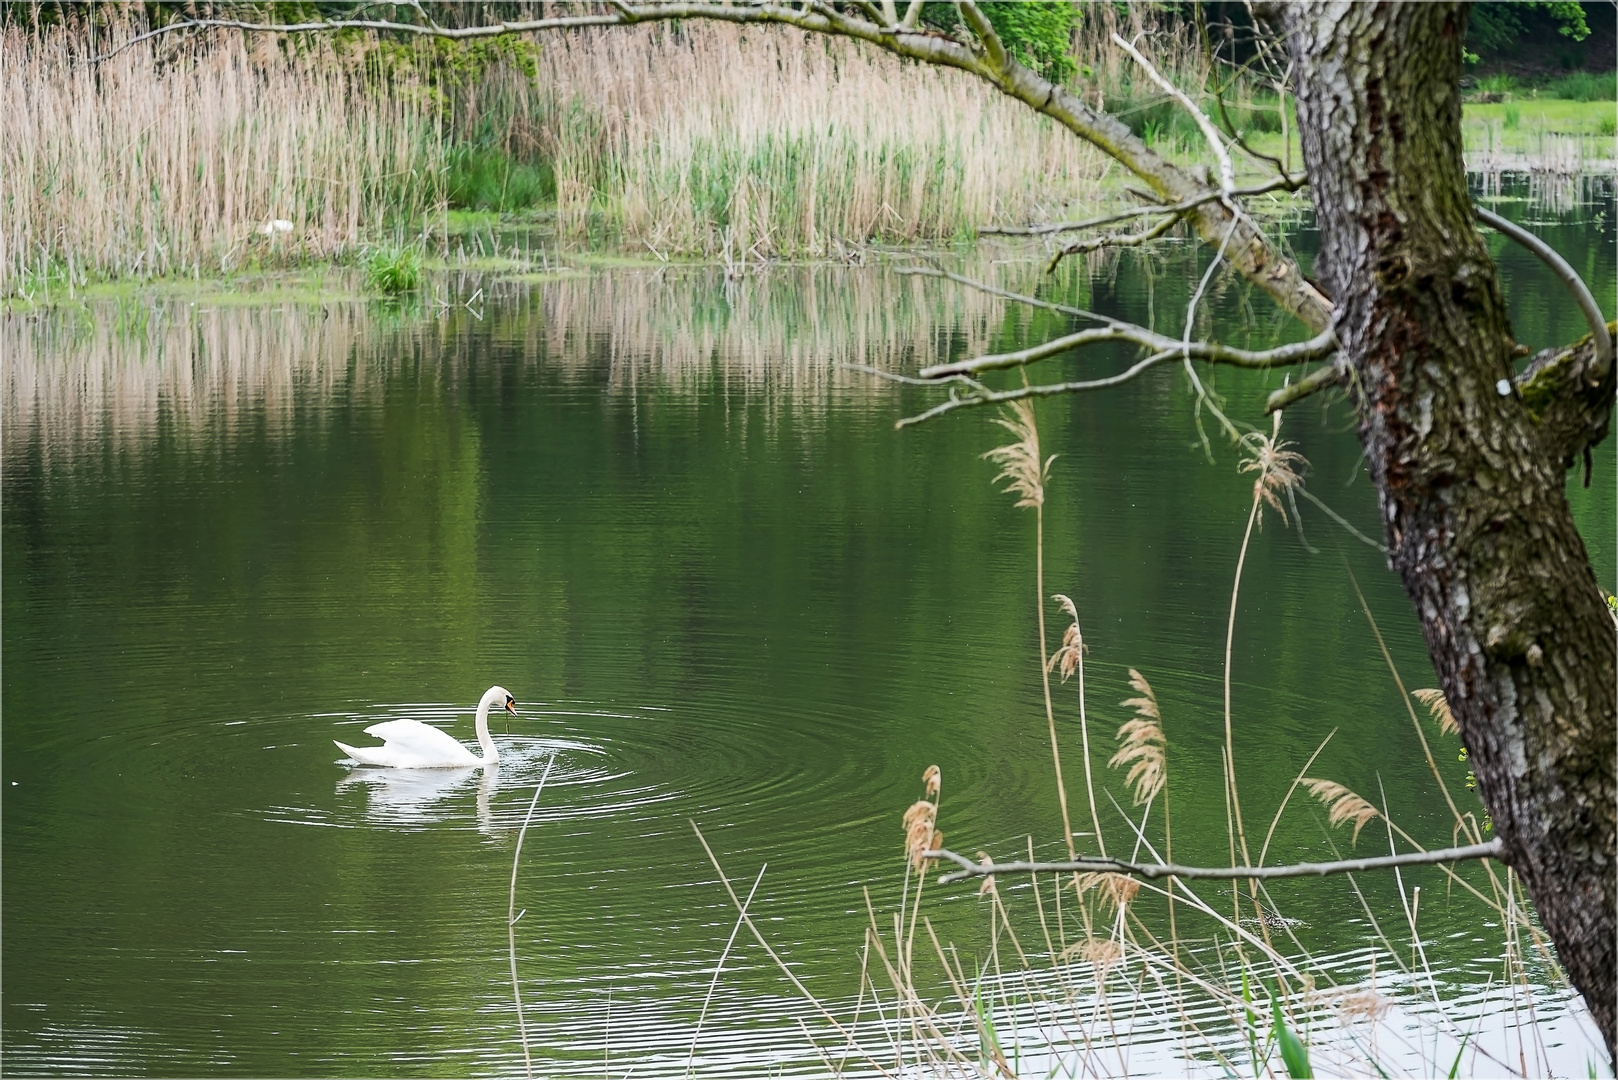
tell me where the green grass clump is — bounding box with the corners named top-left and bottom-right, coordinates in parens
top-left (364, 246), bottom-right (422, 294)
top-left (1545, 70), bottom-right (1617, 102)
top-left (445, 144), bottom-right (553, 212)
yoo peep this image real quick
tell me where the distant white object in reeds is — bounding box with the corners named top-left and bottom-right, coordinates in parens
top-left (259, 219), bottom-right (294, 236)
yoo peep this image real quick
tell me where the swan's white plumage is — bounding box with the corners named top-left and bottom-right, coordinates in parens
top-left (335, 686), bottom-right (515, 769)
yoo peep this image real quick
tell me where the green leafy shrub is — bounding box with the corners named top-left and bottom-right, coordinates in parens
top-left (365, 246), bottom-right (422, 294)
top-left (1545, 70), bottom-right (1617, 102)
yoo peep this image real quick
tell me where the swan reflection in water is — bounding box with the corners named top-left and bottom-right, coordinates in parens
top-left (337, 762), bottom-right (503, 833)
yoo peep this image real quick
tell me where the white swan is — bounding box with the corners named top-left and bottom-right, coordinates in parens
top-left (335, 686), bottom-right (517, 769)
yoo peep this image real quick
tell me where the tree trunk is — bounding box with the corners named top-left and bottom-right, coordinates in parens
top-left (1280, 1), bottom-right (1616, 1059)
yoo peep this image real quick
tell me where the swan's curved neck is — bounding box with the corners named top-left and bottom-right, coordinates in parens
top-left (473, 694), bottom-right (500, 764)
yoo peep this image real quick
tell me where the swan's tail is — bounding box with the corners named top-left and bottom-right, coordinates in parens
top-left (334, 739), bottom-right (382, 766)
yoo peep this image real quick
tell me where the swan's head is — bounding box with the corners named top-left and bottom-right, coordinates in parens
top-left (486, 685), bottom-right (518, 716)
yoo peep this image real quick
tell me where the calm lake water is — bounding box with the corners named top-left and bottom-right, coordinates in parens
top-left (4, 178), bottom-right (1614, 1077)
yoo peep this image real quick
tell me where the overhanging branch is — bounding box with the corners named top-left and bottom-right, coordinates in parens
top-left (929, 837), bottom-right (1503, 885)
top-left (978, 176), bottom-right (1305, 238)
top-left (920, 324), bottom-right (1337, 380)
top-left (1477, 207), bottom-right (1613, 378)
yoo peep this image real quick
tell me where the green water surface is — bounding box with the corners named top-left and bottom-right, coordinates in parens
top-left (4, 180), bottom-right (1613, 1077)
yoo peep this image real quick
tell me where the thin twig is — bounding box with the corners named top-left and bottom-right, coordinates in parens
top-left (895, 350), bottom-right (1181, 427)
top-left (930, 838), bottom-right (1503, 884)
top-left (1047, 213), bottom-right (1183, 271)
top-left (894, 265), bottom-right (1117, 325)
top-left (979, 177), bottom-right (1305, 237)
top-left (690, 821), bottom-right (898, 1075)
top-left (509, 755), bottom-right (557, 1080)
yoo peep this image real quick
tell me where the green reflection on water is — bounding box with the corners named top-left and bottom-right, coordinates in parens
top-left (3, 187), bottom-right (1612, 1076)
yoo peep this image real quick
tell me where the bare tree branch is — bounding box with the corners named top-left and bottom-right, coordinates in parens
top-left (978, 176), bottom-right (1304, 237)
top-left (1113, 31), bottom-right (1235, 196)
top-left (1476, 206), bottom-right (1613, 378)
top-left (103, 0), bottom-right (1332, 333)
top-left (955, 1), bottom-right (1009, 69)
top-left (894, 265), bottom-right (1115, 325)
top-left (1265, 359), bottom-right (1346, 413)
top-left (895, 350), bottom-right (1183, 428)
top-left (928, 837), bottom-right (1504, 885)
top-left (1047, 212), bottom-right (1182, 271)
top-left (920, 324), bottom-right (1337, 380)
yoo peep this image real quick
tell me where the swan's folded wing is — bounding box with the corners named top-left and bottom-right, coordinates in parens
top-left (362, 719), bottom-right (473, 761)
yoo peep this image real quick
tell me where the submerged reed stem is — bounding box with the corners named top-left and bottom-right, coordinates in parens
top-left (509, 755), bottom-right (557, 1080)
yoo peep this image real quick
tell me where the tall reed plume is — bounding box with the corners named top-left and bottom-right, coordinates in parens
top-left (1223, 414), bottom-right (1306, 880)
top-left (1300, 778), bottom-right (1380, 845)
top-left (985, 403), bottom-right (1086, 860)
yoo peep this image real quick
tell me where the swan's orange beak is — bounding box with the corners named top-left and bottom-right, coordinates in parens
top-left (505, 698), bottom-right (518, 716)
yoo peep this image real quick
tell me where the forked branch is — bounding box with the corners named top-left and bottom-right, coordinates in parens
top-left (920, 324), bottom-right (1337, 381)
top-left (978, 176), bottom-right (1304, 238)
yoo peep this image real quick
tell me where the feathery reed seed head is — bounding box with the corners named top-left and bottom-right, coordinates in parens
top-left (983, 401), bottom-right (1052, 510)
top-left (1413, 688), bottom-right (1459, 736)
top-left (1302, 777), bottom-right (1379, 844)
top-left (902, 766), bottom-right (943, 872)
top-left (1074, 872), bottom-right (1140, 914)
top-left (1238, 412), bottom-right (1305, 525)
top-left (1109, 669), bottom-right (1166, 805)
top-left (1047, 593), bottom-right (1087, 681)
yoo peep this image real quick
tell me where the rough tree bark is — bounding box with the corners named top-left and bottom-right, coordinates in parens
top-left (1278, 2), bottom-right (1616, 1057)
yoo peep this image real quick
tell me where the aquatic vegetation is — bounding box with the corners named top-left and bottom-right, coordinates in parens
top-left (364, 245), bottom-right (424, 295)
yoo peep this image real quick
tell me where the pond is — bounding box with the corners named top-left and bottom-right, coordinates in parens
top-left (4, 179), bottom-right (1613, 1077)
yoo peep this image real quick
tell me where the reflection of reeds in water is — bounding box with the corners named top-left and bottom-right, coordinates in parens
top-left (3, 304), bottom-right (375, 466)
top-left (3, 261), bottom-right (1019, 462)
top-left (533, 263), bottom-right (1015, 408)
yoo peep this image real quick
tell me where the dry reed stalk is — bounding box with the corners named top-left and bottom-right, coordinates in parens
top-left (985, 404), bottom-right (1090, 865)
top-left (2, 20), bottom-right (439, 292)
top-left (1222, 413), bottom-right (1305, 907)
top-left (529, 22), bottom-right (1107, 257)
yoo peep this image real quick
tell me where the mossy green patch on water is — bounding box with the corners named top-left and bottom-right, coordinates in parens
top-left (1, 268), bottom-right (372, 313)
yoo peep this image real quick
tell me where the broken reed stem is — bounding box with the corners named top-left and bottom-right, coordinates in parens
top-left (509, 755), bottom-right (556, 1080)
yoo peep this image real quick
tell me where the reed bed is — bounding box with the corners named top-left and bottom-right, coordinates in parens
top-left (525, 23), bottom-right (1111, 259)
top-left (0, 21), bottom-right (440, 295)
